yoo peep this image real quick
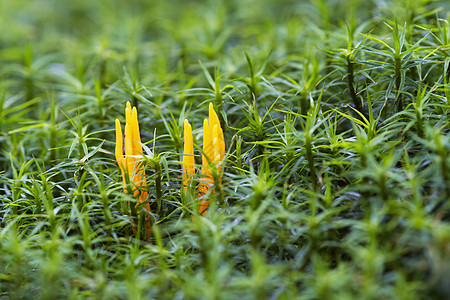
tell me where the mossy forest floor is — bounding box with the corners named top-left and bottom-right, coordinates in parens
top-left (1, 0), bottom-right (450, 299)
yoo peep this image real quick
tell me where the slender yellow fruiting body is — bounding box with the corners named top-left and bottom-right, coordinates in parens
top-left (183, 119), bottom-right (195, 191)
top-left (130, 107), bottom-right (142, 155)
top-left (116, 102), bottom-right (150, 205)
top-left (124, 122), bottom-right (133, 176)
top-left (197, 103), bottom-right (225, 215)
top-left (115, 119), bottom-right (126, 182)
top-left (198, 119), bottom-right (212, 215)
top-left (212, 125), bottom-right (222, 177)
top-left (115, 101), bottom-right (150, 236)
top-left (209, 102), bottom-right (225, 159)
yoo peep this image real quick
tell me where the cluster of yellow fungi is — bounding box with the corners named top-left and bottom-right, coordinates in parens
top-left (115, 102), bottom-right (225, 237)
top-left (183, 103), bottom-right (225, 215)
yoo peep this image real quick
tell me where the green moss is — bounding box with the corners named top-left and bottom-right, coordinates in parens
top-left (0, 0), bottom-right (449, 298)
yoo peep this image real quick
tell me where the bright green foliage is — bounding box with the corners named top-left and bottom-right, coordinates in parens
top-left (1, 0), bottom-right (449, 299)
